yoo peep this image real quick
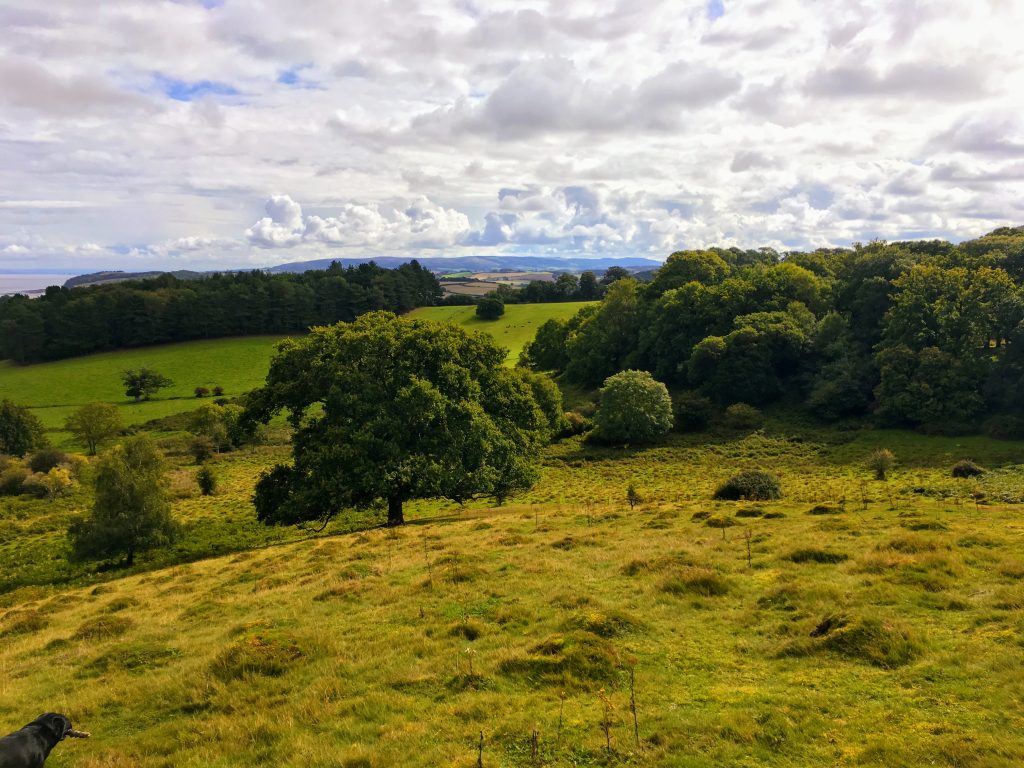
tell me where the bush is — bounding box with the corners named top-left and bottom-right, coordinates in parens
top-left (197, 467), bottom-right (217, 496)
top-left (672, 390), bottom-right (714, 432)
top-left (591, 370), bottom-right (673, 444)
top-left (713, 470), bottom-right (782, 501)
top-left (984, 415), bottom-right (1024, 440)
top-left (723, 402), bottom-right (763, 430)
top-left (0, 465), bottom-right (29, 495)
top-left (475, 297), bottom-right (505, 320)
top-left (212, 386), bottom-right (224, 397)
top-left (22, 467), bottom-right (74, 500)
top-left (194, 387), bottom-right (210, 398)
top-left (560, 411), bottom-right (590, 437)
top-left (190, 435), bottom-right (215, 464)
top-left (0, 399), bottom-right (47, 457)
top-left (27, 448), bottom-right (68, 474)
top-left (868, 448), bottom-right (896, 480)
top-left (951, 460), bottom-right (986, 478)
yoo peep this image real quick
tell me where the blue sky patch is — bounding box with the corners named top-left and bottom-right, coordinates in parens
top-left (154, 74), bottom-right (238, 101)
top-left (707, 0), bottom-right (725, 20)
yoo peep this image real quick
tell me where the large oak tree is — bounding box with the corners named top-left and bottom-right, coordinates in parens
top-left (244, 312), bottom-right (554, 526)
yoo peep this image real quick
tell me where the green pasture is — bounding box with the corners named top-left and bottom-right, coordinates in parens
top-left (0, 336), bottom-right (288, 431)
top-left (409, 302), bottom-right (594, 364)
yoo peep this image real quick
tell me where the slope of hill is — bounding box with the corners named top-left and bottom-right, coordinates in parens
top-left (409, 302), bottom-right (594, 364)
top-left (3, 427), bottom-right (1023, 766)
top-left (0, 336), bottom-right (287, 431)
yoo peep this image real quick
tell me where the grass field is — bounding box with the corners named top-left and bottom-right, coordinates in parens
top-left (410, 302), bottom-right (594, 364)
top-left (2, 415), bottom-right (1024, 766)
top-left (0, 336), bottom-right (288, 431)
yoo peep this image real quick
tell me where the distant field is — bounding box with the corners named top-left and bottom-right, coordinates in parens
top-left (410, 301), bottom-right (594, 364)
top-left (0, 336), bottom-right (288, 431)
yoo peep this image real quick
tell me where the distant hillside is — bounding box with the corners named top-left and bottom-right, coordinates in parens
top-left (62, 257), bottom-right (661, 288)
top-left (64, 270), bottom-right (211, 288)
top-left (267, 255), bottom-right (663, 274)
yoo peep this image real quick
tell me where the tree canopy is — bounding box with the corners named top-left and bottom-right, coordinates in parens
top-left (68, 435), bottom-right (178, 566)
top-left (244, 312), bottom-right (554, 526)
top-left (121, 368), bottom-right (173, 401)
top-left (521, 229), bottom-right (1024, 432)
top-left (0, 400), bottom-right (46, 457)
top-left (64, 402), bottom-right (122, 455)
top-left (592, 369), bottom-right (673, 444)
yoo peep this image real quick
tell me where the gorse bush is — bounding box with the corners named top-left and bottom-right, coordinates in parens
top-left (672, 390), bottom-right (714, 431)
top-left (197, 467), bottom-right (217, 496)
top-left (723, 403), bottom-right (763, 430)
top-left (868, 449), bottom-right (896, 480)
top-left (951, 460), bottom-right (985, 478)
top-left (27, 448), bottom-right (68, 475)
top-left (713, 470), bottom-right (782, 501)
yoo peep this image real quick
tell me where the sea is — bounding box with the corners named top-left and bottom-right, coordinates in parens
top-left (0, 274), bottom-right (74, 297)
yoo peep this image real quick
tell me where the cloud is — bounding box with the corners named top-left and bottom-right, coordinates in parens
top-left (246, 194), bottom-right (470, 250)
top-left (806, 60), bottom-right (987, 100)
top-left (413, 56), bottom-right (741, 139)
top-left (0, 55), bottom-right (150, 117)
top-left (0, 0), bottom-right (1021, 271)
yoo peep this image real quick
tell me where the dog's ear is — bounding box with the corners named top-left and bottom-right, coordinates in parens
top-left (37, 713), bottom-right (72, 740)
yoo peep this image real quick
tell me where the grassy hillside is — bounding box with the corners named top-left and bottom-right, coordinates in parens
top-left (2, 419), bottom-right (1024, 766)
top-left (0, 336), bottom-right (288, 431)
top-left (409, 302), bottom-right (594, 364)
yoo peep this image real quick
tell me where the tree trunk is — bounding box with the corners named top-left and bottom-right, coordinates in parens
top-left (388, 497), bottom-right (405, 526)
top-left (126, 547), bottom-right (135, 567)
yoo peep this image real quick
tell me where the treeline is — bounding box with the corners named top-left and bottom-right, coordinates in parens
top-left (440, 267), bottom-right (638, 306)
top-left (521, 227), bottom-right (1024, 434)
top-left (0, 261), bottom-right (441, 363)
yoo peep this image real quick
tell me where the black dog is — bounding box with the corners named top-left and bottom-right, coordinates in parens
top-left (0, 714), bottom-right (89, 768)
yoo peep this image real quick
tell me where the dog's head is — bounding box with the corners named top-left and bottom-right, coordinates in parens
top-left (31, 714), bottom-right (88, 741)
top-left (32, 714), bottom-right (72, 742)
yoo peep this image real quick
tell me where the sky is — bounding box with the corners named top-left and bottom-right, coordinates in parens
top-left (0, 0), bottom-right (1022, 273)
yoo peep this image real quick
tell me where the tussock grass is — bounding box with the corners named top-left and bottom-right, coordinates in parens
top-left (785, 548), bottom-right (850, 564)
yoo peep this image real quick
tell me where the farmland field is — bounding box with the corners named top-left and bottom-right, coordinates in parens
top-left (0, 336), bottom-right (288, 431)
top-left (410, 301), bottom-right (594, 364)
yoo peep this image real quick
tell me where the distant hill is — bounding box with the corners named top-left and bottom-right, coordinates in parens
top-left (266, 255), bottom-right (662, 274)
top-left (64, 270), bottom-right (211, 288)
top-left (61, 257), bottom-right (661, 288)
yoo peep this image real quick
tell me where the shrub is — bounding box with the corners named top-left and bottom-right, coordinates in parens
top-left (868, 449), bottom-right (896, 480)
top-left (27, 448), bottom-right (68, 474)
top-left (713, 470), bottom-right (782, 501)
top-left (0, 465), bottom-right (29, 496)
top-left (723, 402), bottom-right (763, 430)
top-left (212, 386), bottom-right (224, 397)
top-left (22, 467), bottom-right (74, 500)
top-left (196, 467), bottom-right (217, 496)
top-left (951, 460), bottom-right (985, 478)
top-left (194, 387), bottom-right (210, 398)
top-left (475, 297), bottom-right (505, 320)
top-left (0, 399), bottom-right (47, 457)
top-left (591, 370), bottom-right (673, 444)
top-left (190, 435), bottom-right (215, 464)
top-left (561, 411), bottom-right (590, 437)
top-left (673, 390), bottom-right (714, 431)
top-left (984, 415), bottom-right (1024, 440)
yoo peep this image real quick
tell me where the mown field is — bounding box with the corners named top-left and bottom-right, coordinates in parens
top-left (2, 412), bottom-right (1024, 766)
top-left (409, 302), bottom-right (594, 364)
top-left (0, 336), bottom-right (288, 432)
